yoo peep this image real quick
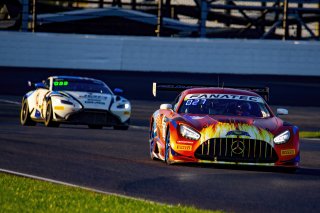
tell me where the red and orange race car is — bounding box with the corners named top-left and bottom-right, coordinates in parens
top-left (149, 83), bottom-right (300, 170)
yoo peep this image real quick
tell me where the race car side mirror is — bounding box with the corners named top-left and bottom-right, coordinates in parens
top-left (114, 88), bottom-right (123, 94)
top-left (160, 104), bottom-right (172, 110)
top-left (277, 108), bottom-right (288, 116)
top-left (28, 81), bottom-right (45, 89)
top-left (34, 82), bottom-right (46, 89)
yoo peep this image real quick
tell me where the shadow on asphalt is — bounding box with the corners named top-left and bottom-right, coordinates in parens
top-left (170, 162), bottom-right (320, 176)
top-left (22, 123), bottom-right (117, 130)
top-left (295, 167), bottom-right (320, 177)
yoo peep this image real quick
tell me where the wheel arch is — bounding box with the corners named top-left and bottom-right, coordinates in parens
top-left (149, 117), bottom-right (155, 137)
top-left (22, 91), bottom-right (36, 114)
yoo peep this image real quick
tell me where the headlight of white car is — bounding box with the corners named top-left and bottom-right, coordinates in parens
top-left (180, 125), bottom-right (200, 140)
top-left (117, 103), bottom-right (130, 109)
top-left (274, 130), bottom-right (291, 144)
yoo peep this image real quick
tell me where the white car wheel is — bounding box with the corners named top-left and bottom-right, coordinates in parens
top-left (20, 99), bottom-right (36, 126)
top-left (45, 100), bottom-right (59, 127)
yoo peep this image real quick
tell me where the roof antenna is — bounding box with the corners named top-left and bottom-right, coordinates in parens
top-left (222, 82), bottom-right (224, 88)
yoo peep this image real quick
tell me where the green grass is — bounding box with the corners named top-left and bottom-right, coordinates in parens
top-left (0, 172), bottom-right (221, 213)
top-left (300, 131), bottom-right (320, 138)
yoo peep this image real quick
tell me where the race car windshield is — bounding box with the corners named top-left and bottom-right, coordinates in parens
top-left (53, 79), bottom-right (112, 94)
top-left (178, 94), bottom-right (271, 118)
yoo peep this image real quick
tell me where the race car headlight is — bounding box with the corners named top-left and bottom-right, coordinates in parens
top-left (180, 125), bottom-right (200, 140)
top-left (60, 100), bottom-right (73, 105)
top-left (274, 130), bottom-right (290, 144)
top-left (117, 103), bottom-right (130, 109)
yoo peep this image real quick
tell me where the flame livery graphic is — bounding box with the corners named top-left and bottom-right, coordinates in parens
top-left (200, 123), bottom-right (274, 145)
top-left (149, 86), bottom-right (300, 170)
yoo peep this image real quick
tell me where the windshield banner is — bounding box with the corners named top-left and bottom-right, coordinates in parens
top-left (185, 94), bottom-right (264, 103)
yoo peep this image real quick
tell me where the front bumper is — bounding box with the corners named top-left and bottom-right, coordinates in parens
top-left (168, 137), bottom-right (299, 168)
top-left (55, 109), bottom-right (128, 126)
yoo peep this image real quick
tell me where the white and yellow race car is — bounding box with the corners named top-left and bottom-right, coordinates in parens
top-left (20, 76), bottom-right (131, 129)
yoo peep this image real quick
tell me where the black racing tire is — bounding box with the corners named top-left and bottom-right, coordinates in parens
top-left (45, 100), bottom-right (59, 127)
top-left (113, 125), bottom-right (129, 130)
top-left (20, 99), bottom-right (36, 126)
top-left (165, 129), bottom-right (172, 165)
top-left (88, 125), bottom-right (103, 129)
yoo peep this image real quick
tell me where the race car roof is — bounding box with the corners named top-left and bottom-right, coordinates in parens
top-left (50, 76), bottom-right (101, 81)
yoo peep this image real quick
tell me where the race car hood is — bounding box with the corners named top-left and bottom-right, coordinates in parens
top-left (180, 114), bottom-right (279, 144)
top-left (62, 91), bottom-right (112, 110)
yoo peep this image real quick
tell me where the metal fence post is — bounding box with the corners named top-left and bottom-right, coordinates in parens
top-left (199, 0), bottom-right (207, 38)
top-left (318, 2), bottom-right (320, 38)
top-left (283, 0), bottom-right (289, 40)
top-left (156, 0), bottom-right (163, 37)
top-left (21, 0), bottom-right (29, 32)
top-left (31, 0), bottom-right (36, 32)
top-left (99, 0), bottom-right (104, 8)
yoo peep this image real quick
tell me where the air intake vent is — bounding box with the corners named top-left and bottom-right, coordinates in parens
top-left (195, 138), bottom-right (278, 163)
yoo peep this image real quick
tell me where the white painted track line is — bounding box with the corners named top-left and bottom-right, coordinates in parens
top-left (0, 99), bottom-right (20, 105)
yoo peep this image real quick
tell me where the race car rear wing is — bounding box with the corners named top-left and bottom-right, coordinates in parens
top-left (152, 82), bottom-right (270, 101)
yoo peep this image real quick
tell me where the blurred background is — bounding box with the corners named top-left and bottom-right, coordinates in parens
top-left (1, 0), bottom-right (320, 40)
top-left (1, 1), bottom-right (320, 109)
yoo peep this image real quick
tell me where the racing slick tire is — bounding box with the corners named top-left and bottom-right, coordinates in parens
top-left (88, 125), bottom-right (103, 129)
top-left (20, 99), bottom-right (36, 126)
top-left (45, 100), bottom-right (60, 127)
top-left (113, 125), bottom-right (129, 130)
top-left (165, 129), bottom-right (173, 165)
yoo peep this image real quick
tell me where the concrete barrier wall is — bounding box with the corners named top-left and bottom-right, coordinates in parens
top-left (1, 31), bottom-right (319, 76)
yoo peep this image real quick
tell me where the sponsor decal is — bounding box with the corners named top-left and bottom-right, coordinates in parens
top-left (176, 145), bottom-right (192, 151)
top-left (84, 100), bottom-right (106, 105)
top-left (226, 130), bottom-right (251, 137)
top-left (79, 94), bottom-right (108, 105)
top-left (190, 116), bottom-right (205, 120)
top-left (79, 94), bottom-right (108, 100)
top-left (54, 106), bottom-right (65, 110)
top-left (35, 109), bottom-right (41, 118)
top-left (281, 149), bottom-right (296, 156)
top-left (185, 93), bottom-right (264, 103)
top-left (177, 140), bottom-right (194, 144)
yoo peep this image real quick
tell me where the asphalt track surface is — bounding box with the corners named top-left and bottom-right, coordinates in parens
top-left (0, 97), bottom-right (320, 213)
